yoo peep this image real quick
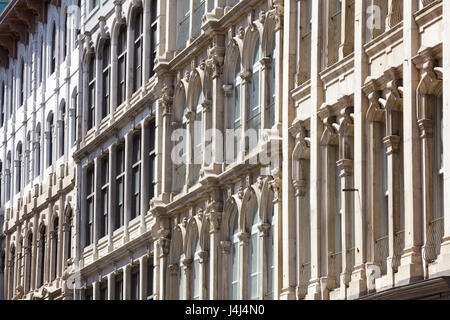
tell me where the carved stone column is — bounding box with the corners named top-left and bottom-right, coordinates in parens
top-left (258, 223), bottom-right (270, 300)
top-left (168, 264), bottom-right (179, 300)
top-left (237, 232), bottom-right (250, 300)
top-left (198, 250), bottom-right (209, 300)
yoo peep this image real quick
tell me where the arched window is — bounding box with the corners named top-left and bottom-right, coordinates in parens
top-left (26, 232), bottom-right (33, 292)
top-left (232, 56), bottom-right (242, 161)
top-left (269, 36), bottom-right (276, 128)
top-left (172, 90), bottom-right (187, 194)
top-left (39, 226), bottom-right (46, 287)
top-left (191, 83), bottom-right (203, 184)
top-left (248, 37), bottom-right (262, 148)
top-left (191, 230), bottom-right (201, 300)
top-left (16, 142), bottom-right (22, 193)
top-left (248, 197), bottom-right (259, 300)
top-left (230, 206), bottom-right (239, 299)
top-left (133, 8), bottom-right (143, 92)
top-left (117, 25), bottom-right (127, 106)
top-left (47, 112), bottom-right (54, 167)
top-left (65, 208), bottom-right (73, 261)
top-left (102, 40), bottom-right (111, 119)
top-left (87, 55), bottom-right (96, 130)
top-left (59, 103), bottom-right (66, 157)
top-left (50, 22), bottom-right (56, 74)
top-left (19, 59), bottom-right (25, 107)
top-left (0, 81), bottom-right (4, 126)
top-left (35, 124), bottom-right (41, 178)
top-left (52, 218), bottom-right (59, 281)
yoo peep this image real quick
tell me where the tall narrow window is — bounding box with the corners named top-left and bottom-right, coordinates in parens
top-left (50, 23), bottom-right (56, 74)
top-left (6, 153), bottom-right (11, 202)
top-left (192, 0), bottom-right (205, 39)
top-left (89, 0), bottom-right (99, 12)
top-left (150, 0), bottom-right (158, 77)
top-left (39, 227), bottom-right (46, 287)
top-left (131, 132), bottom-right (141, 220)
top-left (133, 8), bottom-right (143, 92)
top-left (102, 41), bottom-right (111, 119)
top-left (26, 233), bottom-right (33, 292)
top-left (178, 254), bottom-right (185, 300)
top-left (16, 143), bottom-right (22, 193)
top-left (117, 26), bottom-right (127, 106)
top-left (267, 201), bottom-right (275, 299)
top-left (115, 145), bottom-right (125, 229)
top-left (380, 122), bottom-right (388, 238)
top-left (147, 259), bottom-right (154, 299)
top-left (72, 93), bottom-right (77, 146)
top-left (40, 36), bottom-right (44, 84)
top-left (0, 82), bottom-right (4, 126)
top-left (47, 113), bottom-right (54, 167)
top-left (88, 55), bottom-right (96, 130)
top-left (249, 38), bottom-right (262, 148)
top-left (9, 246), bottom-right (15, 298)
top-left (52, 218), bottom-right (59, 281)
top-left (334, 146), bottom-right (342, 254)
top-left (100, 156), bottom-right (109, 238)
top-left (63, 11), bottom-right (68, 60)
top-left (231, 56), bottom-right (242, 161)
top-left (149, 120), bottom-right (156, 199)
top-left (59, 104), bottom-right (66, 157)
top-left (65, 209), bottom-right (73, 261)
top-left (269, 36), bottom-right (276, 128)
top-left (100, 281), bottom-right (107, 300)
top-left (173, 94), bottom-right (187, 194)
top-left (230, 207), bottom-right (239, 299)
top-left (35, 125), bottom-right (41, 177)
top-left (248, 198), bottom-right (259, 300)
top-left (192, 86), bottom-right (202, 184)
top-left (19, 60), bottom-right (25, 107)
top-left (130, 267), bottom-right (140, 300)
top-left (115, 274), bottom-right (123, 300)
top-left (26, 132), bottom-right (31, 184)
top-left (86, 166), bottom-right (94, 246)
top-left (435, 94), bottom-right (444, 219)
top-left (176, 0), bottom-right (190, 51)
top-left (191, 234), bottom-right (201, 300)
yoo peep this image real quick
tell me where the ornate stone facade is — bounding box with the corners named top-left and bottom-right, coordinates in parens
top-left (1, 0), bottom-right (450, 300)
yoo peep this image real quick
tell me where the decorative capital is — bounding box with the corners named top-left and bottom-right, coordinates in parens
top-left (220, 241), bottom-right (232, 253)
top-left (258, 223), bottom-right (271, 237)
top-left (383, 135), bottom-right (401, 154)
top-left (418, 119), bottom-right (434, 139)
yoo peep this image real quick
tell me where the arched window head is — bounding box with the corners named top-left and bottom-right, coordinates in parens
top-left (50, 23), bottom-right (57, 74)
top-left (230, 206), bottom-right (240, 299)
top-left (248, 37), bottom-right (262, 148)
top-left (117, 25), bottom-right (127, 106)
top-left (102, 40), bottom-right (111, 119)
top-left (248, 197), bottom-right (259, 300)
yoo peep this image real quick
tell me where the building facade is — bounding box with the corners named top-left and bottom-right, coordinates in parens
top-left (1, 0), bottom-right (450, 300)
